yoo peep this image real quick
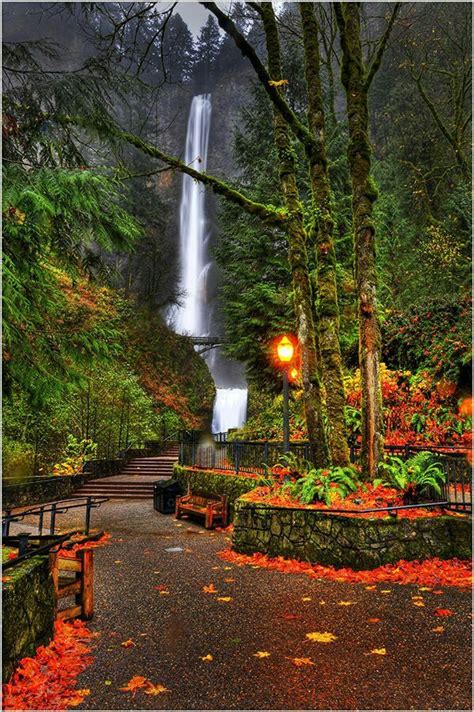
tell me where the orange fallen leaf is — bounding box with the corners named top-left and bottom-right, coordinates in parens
top-left (120, 639), bottom-right (136, 648)
top-left (365, 585), bottom-right (377, 590)
top-left (68, 689), bottom-right (90, 707)
top-left (2, 576), bottom-right (13, 583)
top-left (433, 590), bottom-right (445, 595)
top-left (217, 596), bottom-right (232, 602)
top-left (287, 657), bottom-right (315, 667)
top-left (203, 583), bottom-right (217, 594)
top-left (367, 618), bottom-right (381, 623)
top-left (434, 608), bottom-right (453, 616)
top-left (432, 626), bottom-right (445, 633)
top-left (337, 601), bottom-right (355, 606)
top-left (253, 651), bottom-right (271, 658)
top-left (419, 587), bottom-right (432, 591)
top-left (224, 577), bottom-right (235, 583)
top-left (120, 675), bottom-right (149, 696)
top-left (159, 590), bottom-right (170, 595)
top-left (144, 683), bottom-right (169, 695)
top-left (412, 595), bottom-right (424, 600)
top-left (200, 654), bottom-right (213, 662)
top-left (412, 600), bottom-right (425, 607)
top-left (302, 596), bottom-right (312, 602)
top-left (305, 631), bottom-right (337, 643)
top-left (380, 589), bottom-right (392, 594)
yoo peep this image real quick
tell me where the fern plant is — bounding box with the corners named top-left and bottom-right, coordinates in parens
top-left (282, 463), bottom-right (359, 506)
top-left (379, 451), bottom-right (446, 503)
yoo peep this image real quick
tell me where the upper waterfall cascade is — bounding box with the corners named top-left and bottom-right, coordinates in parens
top-left (172, 94), bottom-right (247, 433)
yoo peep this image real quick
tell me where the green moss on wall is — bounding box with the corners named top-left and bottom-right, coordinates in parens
top-left (2, 556), bottom-right (55, 682)
top-left (233, 499), bottom-right (472, 569)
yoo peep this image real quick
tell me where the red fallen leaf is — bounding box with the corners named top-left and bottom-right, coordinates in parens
top-left (434, 608), bottom-right (454, 617)
top-left (153, 584), bottom-right (168, 591)
top-left (7, 552), bottom-right (17, 560)
top-left (119, 675), bottom-right (149, 696)
top-left (218, 549), bottom-right (472, 589)
top-left (367, 618), bottom-right (381, 623)
top-left (281, 613), bottom-right (300, 620)
top-left (58, 532), bottom-right (112, 558)
top-left (202, 583), bottom-right (217, 594)
top-left (2, 620), bottom-right (94, 710)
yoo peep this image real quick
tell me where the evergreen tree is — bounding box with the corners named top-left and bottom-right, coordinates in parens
top-left (162, 13), bottom-right (196, 83)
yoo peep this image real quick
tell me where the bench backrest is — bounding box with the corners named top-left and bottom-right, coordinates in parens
top-left (187, 491), bottom-right (222, 506)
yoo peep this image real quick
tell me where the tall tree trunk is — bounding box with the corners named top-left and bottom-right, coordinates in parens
top-left (261, 2), bottom-right (329, 467)
top-left (335, 3), bottom-right (384, 478)
top-left (300, 2), bottom-right (350, 467)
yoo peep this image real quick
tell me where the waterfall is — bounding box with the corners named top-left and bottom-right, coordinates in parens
top-left (174, 94), bottom-right (212, 337)
top-left (211, 389), bottom-right (248, 434)
top-left (173, 94), bottom-right (247, 433)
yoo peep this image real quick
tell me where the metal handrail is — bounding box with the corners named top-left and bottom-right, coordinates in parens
top-left (2, 496), bottom-right (109, 537)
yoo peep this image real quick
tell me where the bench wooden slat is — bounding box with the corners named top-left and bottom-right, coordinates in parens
top-left (176, 491), bottom-right (228, 529)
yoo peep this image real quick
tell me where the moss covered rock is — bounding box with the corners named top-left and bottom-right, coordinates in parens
top-left (233, 499), bottom-right (472, 569)
top-left (2, 555), bottom-right (55, 682)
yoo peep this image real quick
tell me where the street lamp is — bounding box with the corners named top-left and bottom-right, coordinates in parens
top-left (276, 336), bottom-right (294, 453)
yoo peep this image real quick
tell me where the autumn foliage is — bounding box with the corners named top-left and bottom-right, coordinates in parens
top-left (2, 620), bottom-right (95, 710)
top-left (243, 484), bottom-right (450, 519)
top-left (218, 549), bottom-right (472, 588)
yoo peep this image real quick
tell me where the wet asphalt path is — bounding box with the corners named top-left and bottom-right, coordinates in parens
top-left (49, 500), bottom-right (471, 710)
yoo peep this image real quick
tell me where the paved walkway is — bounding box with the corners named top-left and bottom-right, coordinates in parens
top-left (35, 501), bottom-right (473, 709)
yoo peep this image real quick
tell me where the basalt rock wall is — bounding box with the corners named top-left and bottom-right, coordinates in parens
top-left (232, 500), bottom-right (472, 569)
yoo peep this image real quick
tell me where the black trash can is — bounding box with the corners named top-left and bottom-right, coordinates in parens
top-left (153, 479), bottom-right (182, 514)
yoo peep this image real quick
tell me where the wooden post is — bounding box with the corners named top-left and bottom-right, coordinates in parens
top-left (49, 551), bottom-right (59, 616)
top-left (79, 549), bottom-right (94, 620)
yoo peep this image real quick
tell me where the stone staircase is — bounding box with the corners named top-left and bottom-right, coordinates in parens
top-left (74, 446), bottom-right (179, 500)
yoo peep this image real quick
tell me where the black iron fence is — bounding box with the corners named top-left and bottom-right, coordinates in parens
top-left (179, 433), bottom-right (472, 512)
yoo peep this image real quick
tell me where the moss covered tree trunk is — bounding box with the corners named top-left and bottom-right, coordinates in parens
top-left (300, 2), bottom-right (349, 467)
top-left (261, 2), bottom-right (329, 467)
top-left (335, 3), bottom-right (384, 478)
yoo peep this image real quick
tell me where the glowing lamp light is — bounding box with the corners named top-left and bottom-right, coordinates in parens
top-left (277, 335), bottom-right (294, 364)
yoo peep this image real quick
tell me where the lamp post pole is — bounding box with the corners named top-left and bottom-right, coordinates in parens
top-left (282, 366), bottom-right (290, 454)
top-left (276, 335), bottom-right (295, 456)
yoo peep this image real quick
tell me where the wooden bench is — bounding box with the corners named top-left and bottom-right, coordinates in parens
top-left (175, 491), bottom-right (228, 529)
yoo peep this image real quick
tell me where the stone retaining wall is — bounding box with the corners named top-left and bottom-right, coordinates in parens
top-left (233, 499), bottom-right (472, 569)
top-left (173, 465), bottom-right (259, 519)
top-left (2, 474), bottom-right (88, 510)
top-left (2, 555), bottom-right (55, 682)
